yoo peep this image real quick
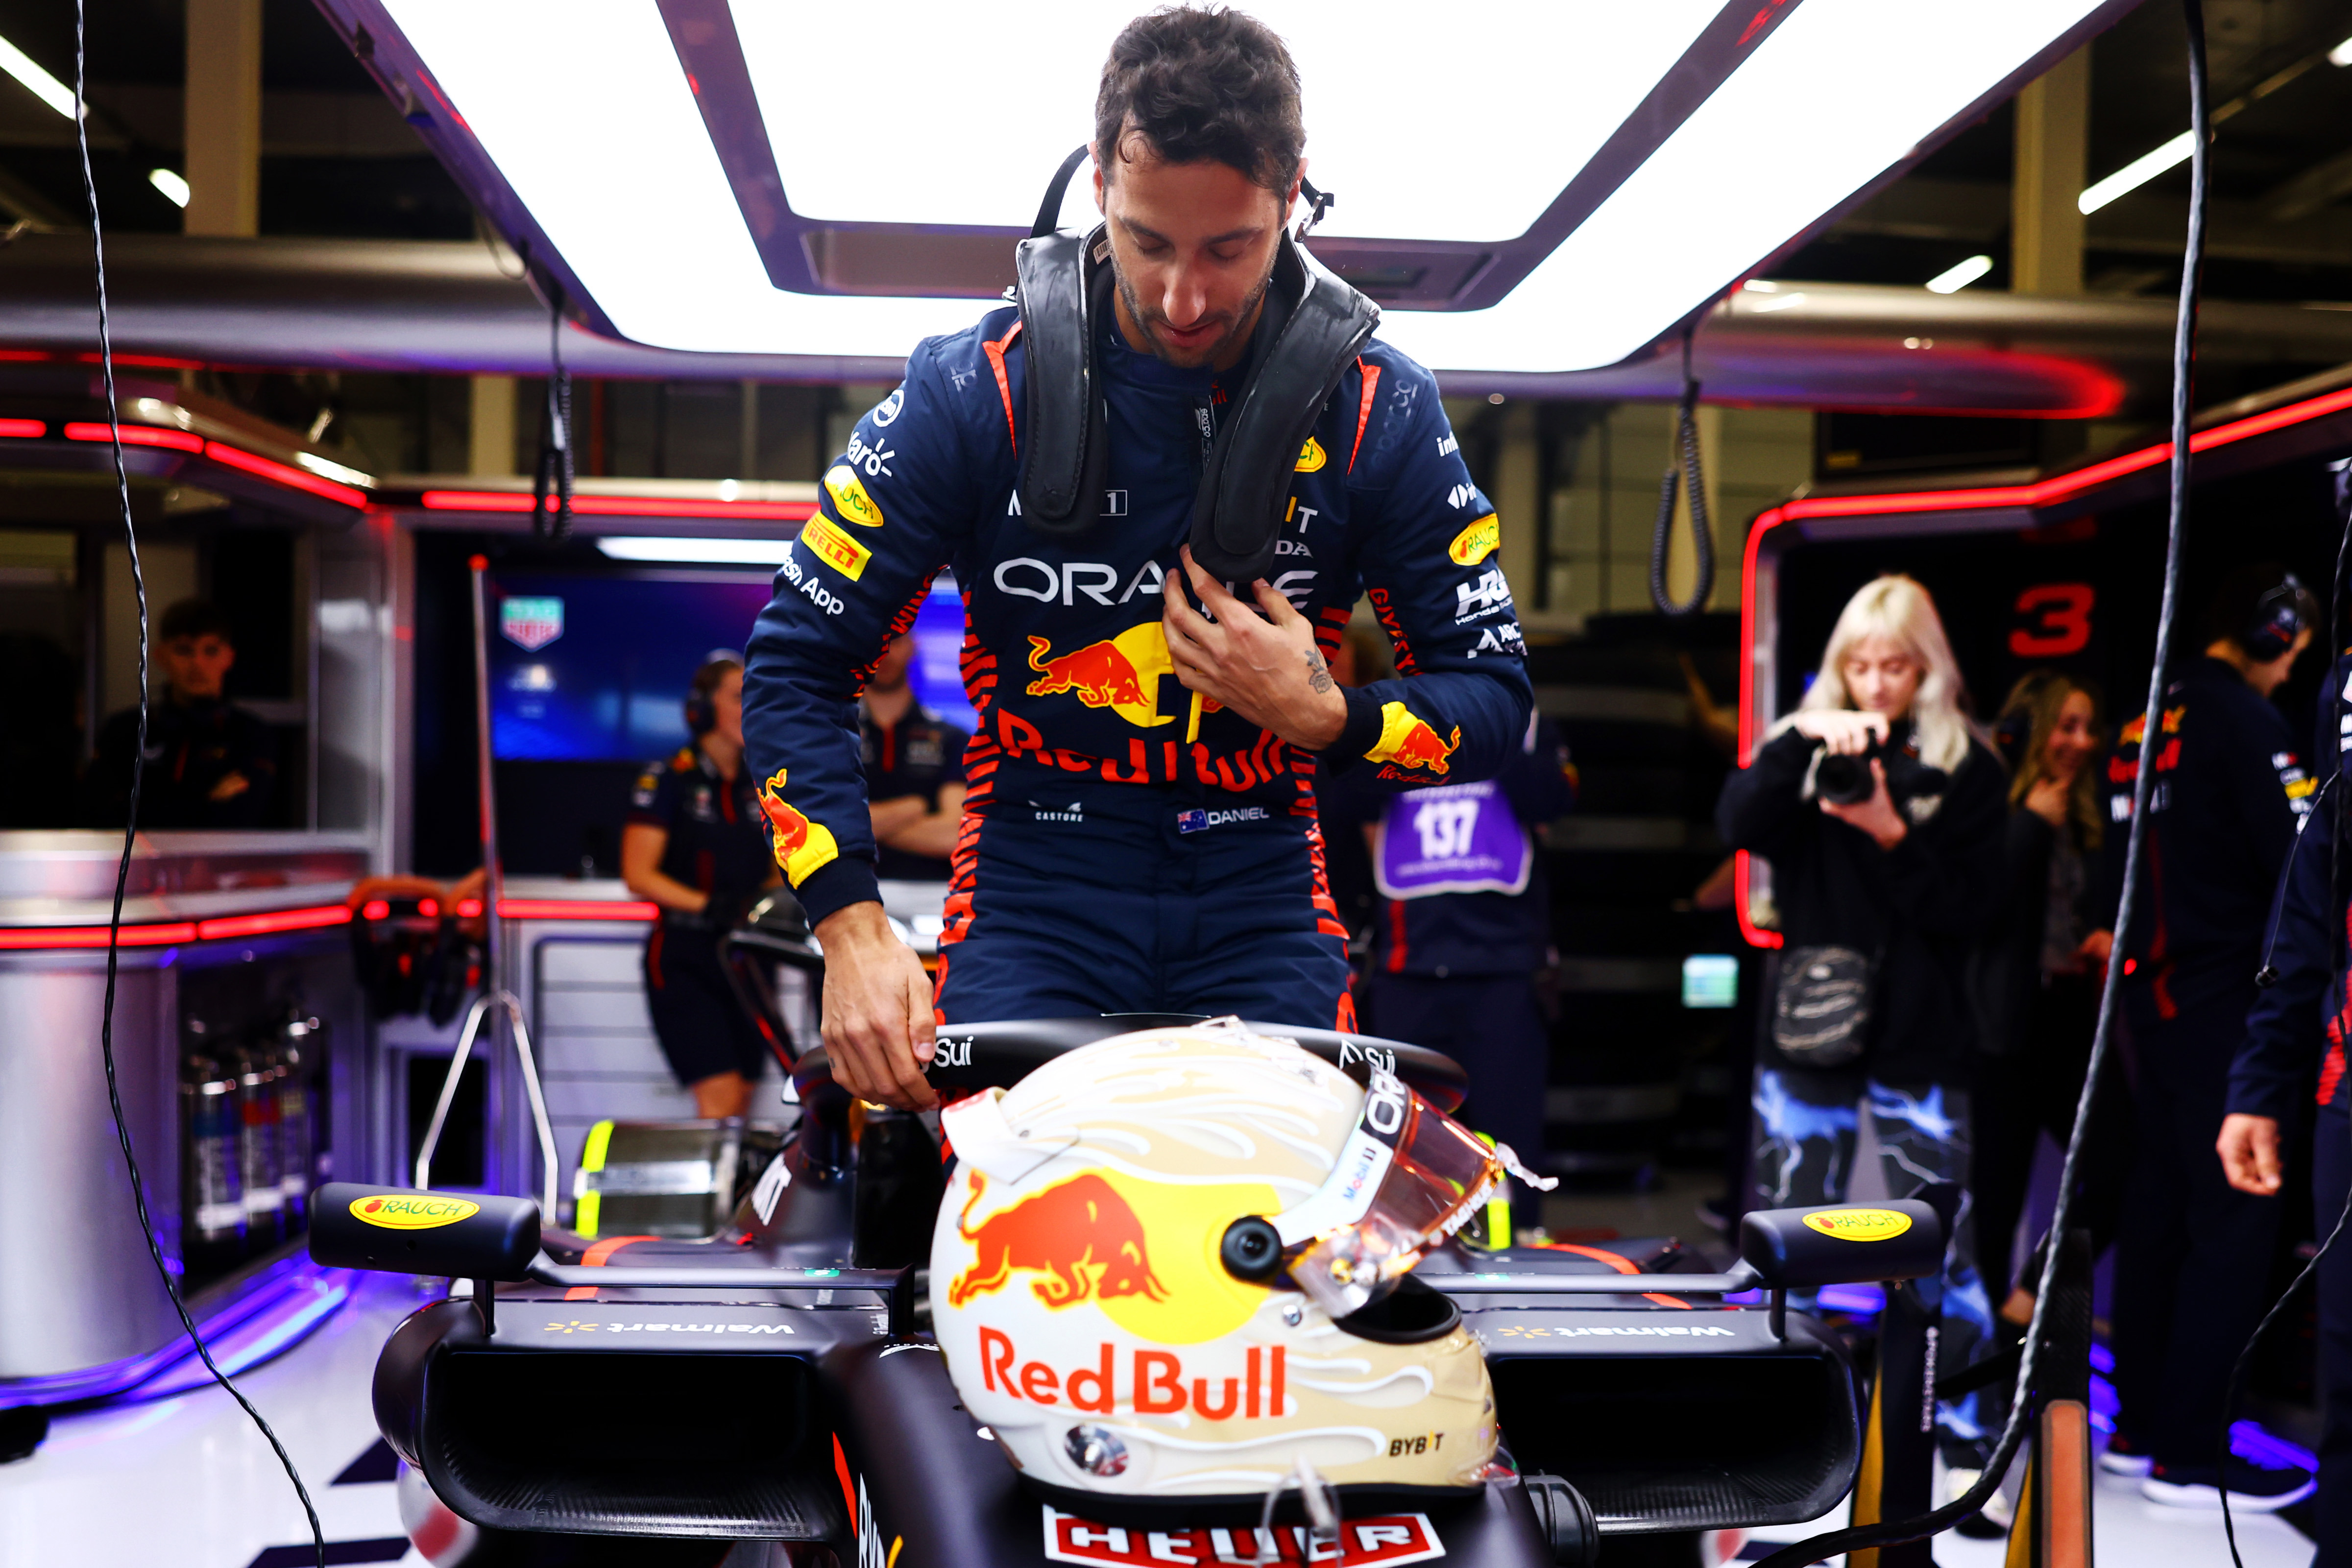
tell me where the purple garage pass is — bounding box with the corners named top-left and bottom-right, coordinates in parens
top-left (1373, 780), bottom-right (1532, 898)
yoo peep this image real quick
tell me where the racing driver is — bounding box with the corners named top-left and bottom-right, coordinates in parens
top-left (743, 6), bottom-right (1533, 1110)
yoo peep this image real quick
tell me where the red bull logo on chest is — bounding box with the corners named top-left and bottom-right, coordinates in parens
top-left (1024, 624), bottom-right (1176, 729)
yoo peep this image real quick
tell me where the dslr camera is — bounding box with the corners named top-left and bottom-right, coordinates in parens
top-left (1815, 736), bottom-right (1939, 807)
top-left (1814, 740), bottom-right (1886, 806)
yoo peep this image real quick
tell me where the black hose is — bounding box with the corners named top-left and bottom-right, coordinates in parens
top-left (75, 5), bottom-right (325, 1563)
top-left (531, 279), bottom-right (573, 541)
top-left (1747, 2), bottom-right (2211, 1559)
top-left (1649, 324), bottom-right (1713, 617)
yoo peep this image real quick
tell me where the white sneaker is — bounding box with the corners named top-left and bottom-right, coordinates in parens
top-left (2098, 1436), bottom-right (2154, 1477)
top-left (2139, 1460), bottom-right (2316, 1513)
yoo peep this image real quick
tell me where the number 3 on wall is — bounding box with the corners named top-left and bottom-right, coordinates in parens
top-left (2011, 583), bottom-right (2094, 657)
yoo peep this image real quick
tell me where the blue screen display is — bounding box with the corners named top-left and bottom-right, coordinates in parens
top-left (487, 570), bottom-right (976, 762)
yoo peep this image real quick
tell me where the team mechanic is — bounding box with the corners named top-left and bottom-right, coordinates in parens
top-left (2218, 649), bottom-right (2352, 1557)
top-left (742, 7), bottom-right (1532, 1110)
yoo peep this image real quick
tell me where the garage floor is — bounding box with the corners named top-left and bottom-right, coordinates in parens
top-left (0, 1262), bottom-right (2320, 1568)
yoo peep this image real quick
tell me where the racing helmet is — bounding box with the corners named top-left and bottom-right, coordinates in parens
top-left (930, 1019), bottom-right (1542, 1516)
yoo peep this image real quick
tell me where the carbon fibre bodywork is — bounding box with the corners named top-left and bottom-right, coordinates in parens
top-left (355, 1021), bottom-right (1865, 1564)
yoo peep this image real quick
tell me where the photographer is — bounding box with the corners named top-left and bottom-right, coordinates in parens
top-left (1717, 574), bottom-right (2005, 1485)
top-left (2090, 564), bottom-right (2317, 1510)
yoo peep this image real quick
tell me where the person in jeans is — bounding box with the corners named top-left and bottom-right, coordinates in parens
top-left (1717, 573), bottom-right (2006, 1491)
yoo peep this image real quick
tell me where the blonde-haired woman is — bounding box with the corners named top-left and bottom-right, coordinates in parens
top-left (1717, 573), bottom-right (2007, 1496)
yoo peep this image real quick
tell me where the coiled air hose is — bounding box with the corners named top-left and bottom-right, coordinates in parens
top-left (1649, 323), bottom-right (1714, 617)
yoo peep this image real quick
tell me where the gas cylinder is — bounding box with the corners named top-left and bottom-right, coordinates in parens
top-left (277, 1009), bottom-right (324, 1225)
top-left (235, 1035), bottom-right (286, 1250)
top-left (179, 1024), bottom-right (244, 1275)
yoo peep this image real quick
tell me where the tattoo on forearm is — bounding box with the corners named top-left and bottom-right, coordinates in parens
top-left (1305, 648), bottom-right (1335, 695)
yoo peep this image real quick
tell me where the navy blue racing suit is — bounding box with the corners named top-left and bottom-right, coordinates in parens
top-left (742, 303), bottom-right (1532, 1029)
top-left (2229, 655), bottom-right (2351, 1556)
top-left (2105, 655), bottom-right (2315, 1473)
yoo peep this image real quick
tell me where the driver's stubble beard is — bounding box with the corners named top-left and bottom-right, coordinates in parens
top-left (1112, 253), bottom-right (1276, 371)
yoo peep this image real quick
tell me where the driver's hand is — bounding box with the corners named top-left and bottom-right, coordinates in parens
top-left (2217, 1112), bottom-right (2283, 1196)
top-left (1790, 709), bottom-right (1888, 755)
top-left (813, 901), bottom-right (937, 1110)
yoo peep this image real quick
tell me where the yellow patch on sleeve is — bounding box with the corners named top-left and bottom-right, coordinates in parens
top-left (823, 464), bottom-right (885, 528)
top-left (800, 516), bottom-right (872, 581)
top-left (1448, 514), bottom-right (1500, 566)
top-left (755, 768), bottom-right (842, 886)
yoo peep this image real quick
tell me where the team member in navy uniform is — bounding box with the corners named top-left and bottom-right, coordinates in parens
top-left (92, 598), bottom-right (278, 828)
top-left (2087, 564), bottom-right (2319, 1510)
top-left (2221, 649), bottom-right (2352, 1553)
top-left (623, 654), bottom-right (780, 1120)
top-left (861, 632), bottom-right (968, 882)
top-left (1327, 713), bottom-right (1574, 1196)
top-left (743, 11), bottom-right (1532, 1109)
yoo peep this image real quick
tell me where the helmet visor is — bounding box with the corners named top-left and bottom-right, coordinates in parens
top-left (1270, 1066), bottom-right (1531, 1317)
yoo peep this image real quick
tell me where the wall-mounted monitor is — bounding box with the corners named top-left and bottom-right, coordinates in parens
top-left (484, 569), bottom-right (975, 762)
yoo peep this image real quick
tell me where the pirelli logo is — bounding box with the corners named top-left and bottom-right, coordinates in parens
top-left (1449, 514), bottom-right (1500, 566)
top-left (801, 516), bottom-right (872, 580)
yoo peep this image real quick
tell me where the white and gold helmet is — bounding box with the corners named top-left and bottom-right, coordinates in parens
top-left (929, 1019), bottom-right (1544, 1516)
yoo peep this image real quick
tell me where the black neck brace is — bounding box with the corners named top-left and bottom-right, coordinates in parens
top-left (1011, 205), bottom-right (1378, 584)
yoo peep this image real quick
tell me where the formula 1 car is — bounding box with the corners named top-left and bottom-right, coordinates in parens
top-left (318, 1017), bottom-right (1939, 1568)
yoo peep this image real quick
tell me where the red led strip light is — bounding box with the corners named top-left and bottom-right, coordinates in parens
top-left (63, 421), bottom-right (203, 452)
top-left (0, 895), bottom-right (664, 951)
top-left (497, 898), bottom-right (660, 921)
top-left (1732, 378), bottom-right (2352, 950)
top-left (418, 489), bottom-right (818, 522)
top-left (59, 422), bottom-right (367, 507)
top-left (203, 442), bottom-right (367, 508)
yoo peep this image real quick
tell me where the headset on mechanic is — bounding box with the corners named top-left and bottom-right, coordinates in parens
top-left (2089, 563), bottom-right (2320, 1511)
top-left (622, 652), bottom-right (783, 1120)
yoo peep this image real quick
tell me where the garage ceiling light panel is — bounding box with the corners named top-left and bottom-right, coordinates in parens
top-left (349, 0), bottom-right (2130, 378)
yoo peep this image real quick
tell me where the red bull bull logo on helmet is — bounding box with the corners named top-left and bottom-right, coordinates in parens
top-left (757, 768), bottom-right (841, 885)
top-left (1024, 624), bottom-right (1177, 729)
top-left (951, 1173), bottom-right (1169, 1308)
top-left (1364, 701), bottom-right (1461, 778)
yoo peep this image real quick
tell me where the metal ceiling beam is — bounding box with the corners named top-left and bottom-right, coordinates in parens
top-left (3, 233), bottom-right (2352, 415)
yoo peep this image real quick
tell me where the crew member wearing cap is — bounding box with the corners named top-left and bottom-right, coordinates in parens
top-left (623, 654), bottom-right (781, 1119)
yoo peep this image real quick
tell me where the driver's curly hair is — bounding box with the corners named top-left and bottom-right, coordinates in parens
top-left (1095, 6), bottom-right (1304, 194)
